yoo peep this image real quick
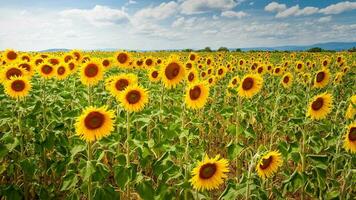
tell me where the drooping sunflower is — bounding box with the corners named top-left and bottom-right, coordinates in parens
top-left (281, 72), bottom-right (293, 88)
top-left (106, 74), bottom-right (138, 98)
top-left (56, 65), bottom-right (70, 80)
top-left (3, 49), bottom-right (18, 62)
top-left (4, 76), bottom-right (31, 99)
top-left (333, 72), bottom-right (343, 85)
top-left (238, 74), bottom-right (263, 98)
top-left (75, 106), bottom-right (115, 142)
top-left (161, 56), bottom-right (185, 89)
top-left (115, 51), bottom-right (131, 68)
top-left (71, 49), bottom-right (83, 63)
top-left (314, 68), bottom-right (330, 88)
top-left (20, 53), bottom-right (31, 62)
top-left (18, 62), bottom-right (34, 76)
top-left (148, 68), bottom-right (160, 83)
top-left (190, 154), bottom-right (229, 191)
top-left (119, 85), bottom-right (149, 112)
top-left (256, 151), bottom-right (283, 179)
top-left (185, 81), bottom-right (209, 109)
top-left (80, 60), bottom-right (104, 86)
top-left (38, 62), bottom-right (55, 79)
top-left (343, 122), bottom-right (356, 153)
top-left (307, 92), bottom-right (333, 120)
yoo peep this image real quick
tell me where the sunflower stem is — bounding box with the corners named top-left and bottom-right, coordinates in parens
top-left (126, 111), bottom-right (131, 199)
top-left (87, 141), bottom-right (93, 200)
top-left (301, 84), bottom-right (310, 200)
top-left (17, 99), bottom-right (29, 200)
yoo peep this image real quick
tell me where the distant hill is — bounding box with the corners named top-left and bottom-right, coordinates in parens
top-left (239, 42), bottom-right (356, 51)
top-left (37, 41), bottom-right (356, 52)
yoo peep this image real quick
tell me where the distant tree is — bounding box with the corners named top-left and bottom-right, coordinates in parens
top-left (234, 48), bottom-right (242, 52)
top-left (307, 47), bottom-right (323, 52)
top-left (217, 47), bottom-right (229, 52)
top-left (182, 49), bottom-right (194, 52)
top-left (203, 47), bottom-right (212, 52)
top-left (348, 47), bottom-right (356, 52)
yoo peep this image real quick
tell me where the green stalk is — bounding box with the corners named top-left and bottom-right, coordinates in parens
top-left (126, 111), bottom-right (131, 199)
top-left (87, 142), bottom-right (93, 200)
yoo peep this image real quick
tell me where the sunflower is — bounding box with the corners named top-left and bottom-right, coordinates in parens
top-left (345, 95), bottom-right (356, 119)
top-left (238, 74), bottom-right (263, 98)
top-left (75, 106), bottom-right (115, 142)
top-left (256, 65), bottom-right (266, 75)
top-left (295, 61), bottom-right (304, 72)
top-left (71, 50), bottom-right (83, 63)
top-left (161, 56), bottom-right (185, 89)
top-left (67, 61), bottom-right (77, 72)
top-left (188, 52), bottom-right (198, 62)
top-left (101, 58), bottom-right (112, 69)
top-left (313, 68), bottom-right (330, 88)
top-left (256, 151), bottom-right (283, 179)
top-left (1, 65), bottom-right (26, 82)
top-left (273, 66), bottom-right (284, 76)
top-left (185, 61), bottom-right (194, 71)
top-left (148, 68), bottom-right (160, 83)
top-left (333, 72), bottom-right (343, 85)
top-left (307, 93), bottom-right (333, 120)
top-left (185, 82), bottom-right (209, 109)
top-left (190, 154), bottom-right (229, 191)
top-left (3, 49), bottom-right (18, 62)
top-left (228, 76), bottom-right (240, 88)
top-left (119, 85), bottom-right (149, 112)
top-left (106, 74), bottom-right (138, 98)
top-left (216, 66), bottom-right (227, 78)
top-left (115, 51), bottom-right (131, 68)
top-left (47, 57), bottom-right (60, 66)
top-left (21, 54), bottom-right (31, 62)
top-left (80, 60), bottom-right (104, 86)
top-left (343, 122), bottom-right (356, 153)
top-left (18, 62), bottom-right (34, 76)
top-left (4, 76), bottom-right (31, 99)
top-left (321, 58), bottom-right (330, 68)
top-left (281, 72), bottom-right (293, 88)
top-left (63, 53), bottom-right (74, 63)
top-left (186, 68), bottom-right (198, 83)
top-left (207, 76), bottom-right (216, 86)
top-left (144, 57), bottom-right (154, 68)
top-left (38, 62), bottom-right (55, 79)
top-left (56, 65), bottom-right (70, 80)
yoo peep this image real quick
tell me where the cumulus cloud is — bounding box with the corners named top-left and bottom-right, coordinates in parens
top-left (221, 10), bottom-right (248, 18)
top-left (318, 16), bottom-right (332, 23)
top-left (60, 5), bottom-right (128, 26)
top-left (133, 1), bottom-right (178, 21)
top-left (264, 2), bottom-right (286, 12)
top-left (273, 5), bottom-right (319, 18)
top-left (180, 0), bottom-right (238, 14)
top-left (319, 1), bottom-right (356, 14)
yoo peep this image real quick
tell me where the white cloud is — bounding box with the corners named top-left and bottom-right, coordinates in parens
top-left (60, 5), bottom-right (128, 26)
top-left (264, 2), bottom-right (286, 12)
top-left (296, 7), bottom-right (319, 16)
top-left (318, 16), bottom-right (332, 23)
top-left (319, 1), bottom-right (356, 14)
top-left (133, 1), bottom-right (178, 21)
top-left (221, 11), bottom-right (248, 18)
top-left (180, 0), bottom-right (238, 14)
top-left (275, 5), bottom-right (300, 18)
top-left (270, 4), bottom-right (319, 18)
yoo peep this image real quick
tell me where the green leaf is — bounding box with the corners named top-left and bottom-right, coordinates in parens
top-left (83, 161), bottom-right (96, 182)
top-left (136, 180), bottom-right (155, 200)
top-left (61, 172), bottom-right (79, 191)
top-left (114, 166), bottom-right (130, 190)
top-left (93, 184), bottom-right (120, 200)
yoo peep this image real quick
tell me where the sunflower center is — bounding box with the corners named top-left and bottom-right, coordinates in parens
top-left (283, 76), bottom-right (290, 83)
top-left (145, 59), bottom-right (153, 66)
top-left (165, 62), bottom-right (180, 80)
top-left (57, 66), bottom-right (66, 75)
top-left (84, 111), bottom-right (104, 130)
top-left (151, 71), bottom-right (158, 78)
top-left (137, 60), bottom-right (143, 66)
top-left (199, 163), bottom-right (217, 179)
top-left (242, 77), bottom-right (254, 90)
top-left (218, 69), bottom-right (223, 75)
top-left (6, 68), bottom-right (22, 79)
top-left (35, 59), bottom-right (43, 65)
top-left (73, 52), bottom-right (81, 61)
top-left (201, 72), bottom-right (206, 77)
top-left (189, 86), bottom-right (201, 100)
top-left (22, 56), bottom-right (30, 62)
top-left (348, 127), bottom-right (356, 141)
top-left (186, 63), bottom-right (192, 69)
top-left (259, 156), bottom-right (273, 170)
top-left (157, 59), bottom-right (162, 64)
top-left (232, 79), bottom-right (237, 85)
top-left (316, 72), bottom-right (325, 83)
top-left (49, 58), bottom-right (59, 65)
top-left (11, 80), bottom-right (26, 92)
top-left (19, 63), bottom-right (31, 71)
top-left (7, 51), bottom-right (17, 60)
top-left (257, 67), bottom-right (263, 73)
top-left (188, 72), bottom-right (194, 81)
top-left (208, 78), bottom-right (213, 84)
top-left (208, 69), bottom-right (212, 74)
top-left (297, 64), bottom-right (302, 69)
top-left (240, 60), bottom-right (243, 65)
top-left (84, 64), bottom-right (99, 77)
top-left (190, 54), bottom-right (196, 61)
top-left (311, 97), bottom-right (324, 111)
top-left (207, 59), bottom-right (211, 65)
top-left (126, 90), bottom-right (141, 104)
top-left (102, 60), bottom-right (110, 67)
top-left (115, 79), bottom-right (129, 91)
top-left (64, 55), bottom-right (72, 63)
top-left (41, 65), bottom-right (53, 75)
top-left (117, 53), bottom-right (128, 64)
top-left (275, 68), bottom-right (280, 73)
top-left (69, 63), bottom-right (75, 70)
top-left (323, 61), bottom-right (327, 66)
top-left (267, 66), bottom-right (272, 70)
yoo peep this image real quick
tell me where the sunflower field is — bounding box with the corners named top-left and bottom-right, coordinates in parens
top-left (0, 49), bottom-right (355, 200)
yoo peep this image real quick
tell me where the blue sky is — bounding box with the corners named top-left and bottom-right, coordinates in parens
top-left (0, 0), bottom-right (355, 51)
